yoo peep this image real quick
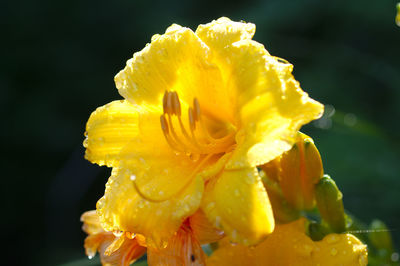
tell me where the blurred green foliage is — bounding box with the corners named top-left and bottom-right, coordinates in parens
top-left (1, 0), bottom-right (399, 265)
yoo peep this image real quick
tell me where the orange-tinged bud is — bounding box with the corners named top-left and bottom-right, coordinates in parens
top-left (276, 132), bottom-right (323, 210)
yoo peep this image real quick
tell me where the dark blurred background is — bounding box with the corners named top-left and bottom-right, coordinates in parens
top-left (2, 0), bottom-right (399, 265)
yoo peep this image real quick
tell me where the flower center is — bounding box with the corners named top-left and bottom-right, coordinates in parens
top-left (160, 91), bottom-right (235, 158)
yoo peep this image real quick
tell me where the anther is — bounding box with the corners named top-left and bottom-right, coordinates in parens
top-left (163, 91), bottom-right (168, 113)
top-left (188, 107), bottom-right (196, 131)
top-left (172, 91), bottom-right (181, 116)
top-left (160, 115), bottom-right (169, 133)
top-left (162, 91), bottom-right (173, 114)
top-left (193, 98), bottom-right (201, 121)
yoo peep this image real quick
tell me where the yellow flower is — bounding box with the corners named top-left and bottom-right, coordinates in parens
top-left (84, 17), bottom-right (323, 247)
top-left (207, 218), bottom-right (368, 266)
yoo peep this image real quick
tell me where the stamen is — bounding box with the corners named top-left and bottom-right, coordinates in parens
top-left (188, 107), bottom-right (196, 131)
top-left (162, 91), bottom-right (173, 114)
top-left (160, 115), bottom-right (185, 153)
top-left (160, 91), bottom-right (236, 156)
top-left (163, 91), bottom-right (168, 113)
top-left (193, 98), bottom-right (201, 121)
top-left (172, 91), bottom-right (181, 116)
top-left (160, 115), bottom-right (169, 133)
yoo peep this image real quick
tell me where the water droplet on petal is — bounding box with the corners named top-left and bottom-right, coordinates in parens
top-left (83, 138), bottom-right (89, 147)
top-left (215, 216), bottom-right (221, 227)
top-left (330, 248), bottom-right (338, 256)
top-left (113, 230), bottom-right (124, 237)
top-left (206, 202), bottom-right (215, 211)
top-left (359, 253), bottom-right (368, 265)
top-left (138, 201), bottom-right (144, 208)
top-left (297, 244), bottom-right (313, 257)
top-left (130, 174), bottom-right (136, 181)
top-left (231, 229), bottom-right (237, 240)
top-left (183, 204), bottom-right (190, 212)
top-left (326, 234), bottom-right (339, 244)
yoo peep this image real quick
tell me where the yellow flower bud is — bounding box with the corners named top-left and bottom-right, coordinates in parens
top-left (315, 175), bottom-right (346, 233)
top-left (277, 132), bottom-right (323, 210)
top-left (396, 3), bottom-right (400, 27)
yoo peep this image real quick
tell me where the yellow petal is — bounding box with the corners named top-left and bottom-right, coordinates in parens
top-left (84, 100), bottom-right (139, 167)
top-left (92, 234), bottom-right (146, 266)
top-left (207, 218), bottom-right (368, 266)
top-left (196, 152), bottom-right (231, 182)
top-left (97, 167), bottom-right (203, 248)
top-left (202, 167), bottom-right (274, 245)
top-left (115, 24), bottom-right (233, 123)
top-left (104, 235), bottom-right (125, 256)
top-left (223, 40), bottom-right (323, 168)
top-left (189, 209), bottom-right (224, 245)
top-left (195, 17), bottom-right (255, 58)
top-left (253, 218), bottom-right (317, 265)
top-left (207, 241), bottom-right (256, 266)
top-left (81, 210), bottom-right (104, 235)
top-left (314, 233), bottom-right (368, 266)
top-left (117, 108), bottom-right (208, 202)
top-left (147, 225), bottom-right (206, 266)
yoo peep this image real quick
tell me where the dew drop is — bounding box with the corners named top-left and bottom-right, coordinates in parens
top-left (231, 229), bottom-right (237, 240)
top-left (215, 216), bottom-right (221, 227)
top-left (245, 172), bottom-right (254, 184)
top-left (125, 231), bottom-right (136, 239)
top-left (183, 204), bottom-right (190, 212)
top-left (359, 253), bottom-right (368, 265)
top-left (130, 174), bottom-right (136, 181)
top-left (83, 138), bottom-right (88, 147)
top-left (206, 202), bottom-right (215, 210)
top-left (326, 234), bottom-right (339, 244)
top-left (330, 248), bottom-right (337, 256)
top-left (113, 230), bottom-right (124, 237)
top-left (297, 244), bottom-right (313, 257)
